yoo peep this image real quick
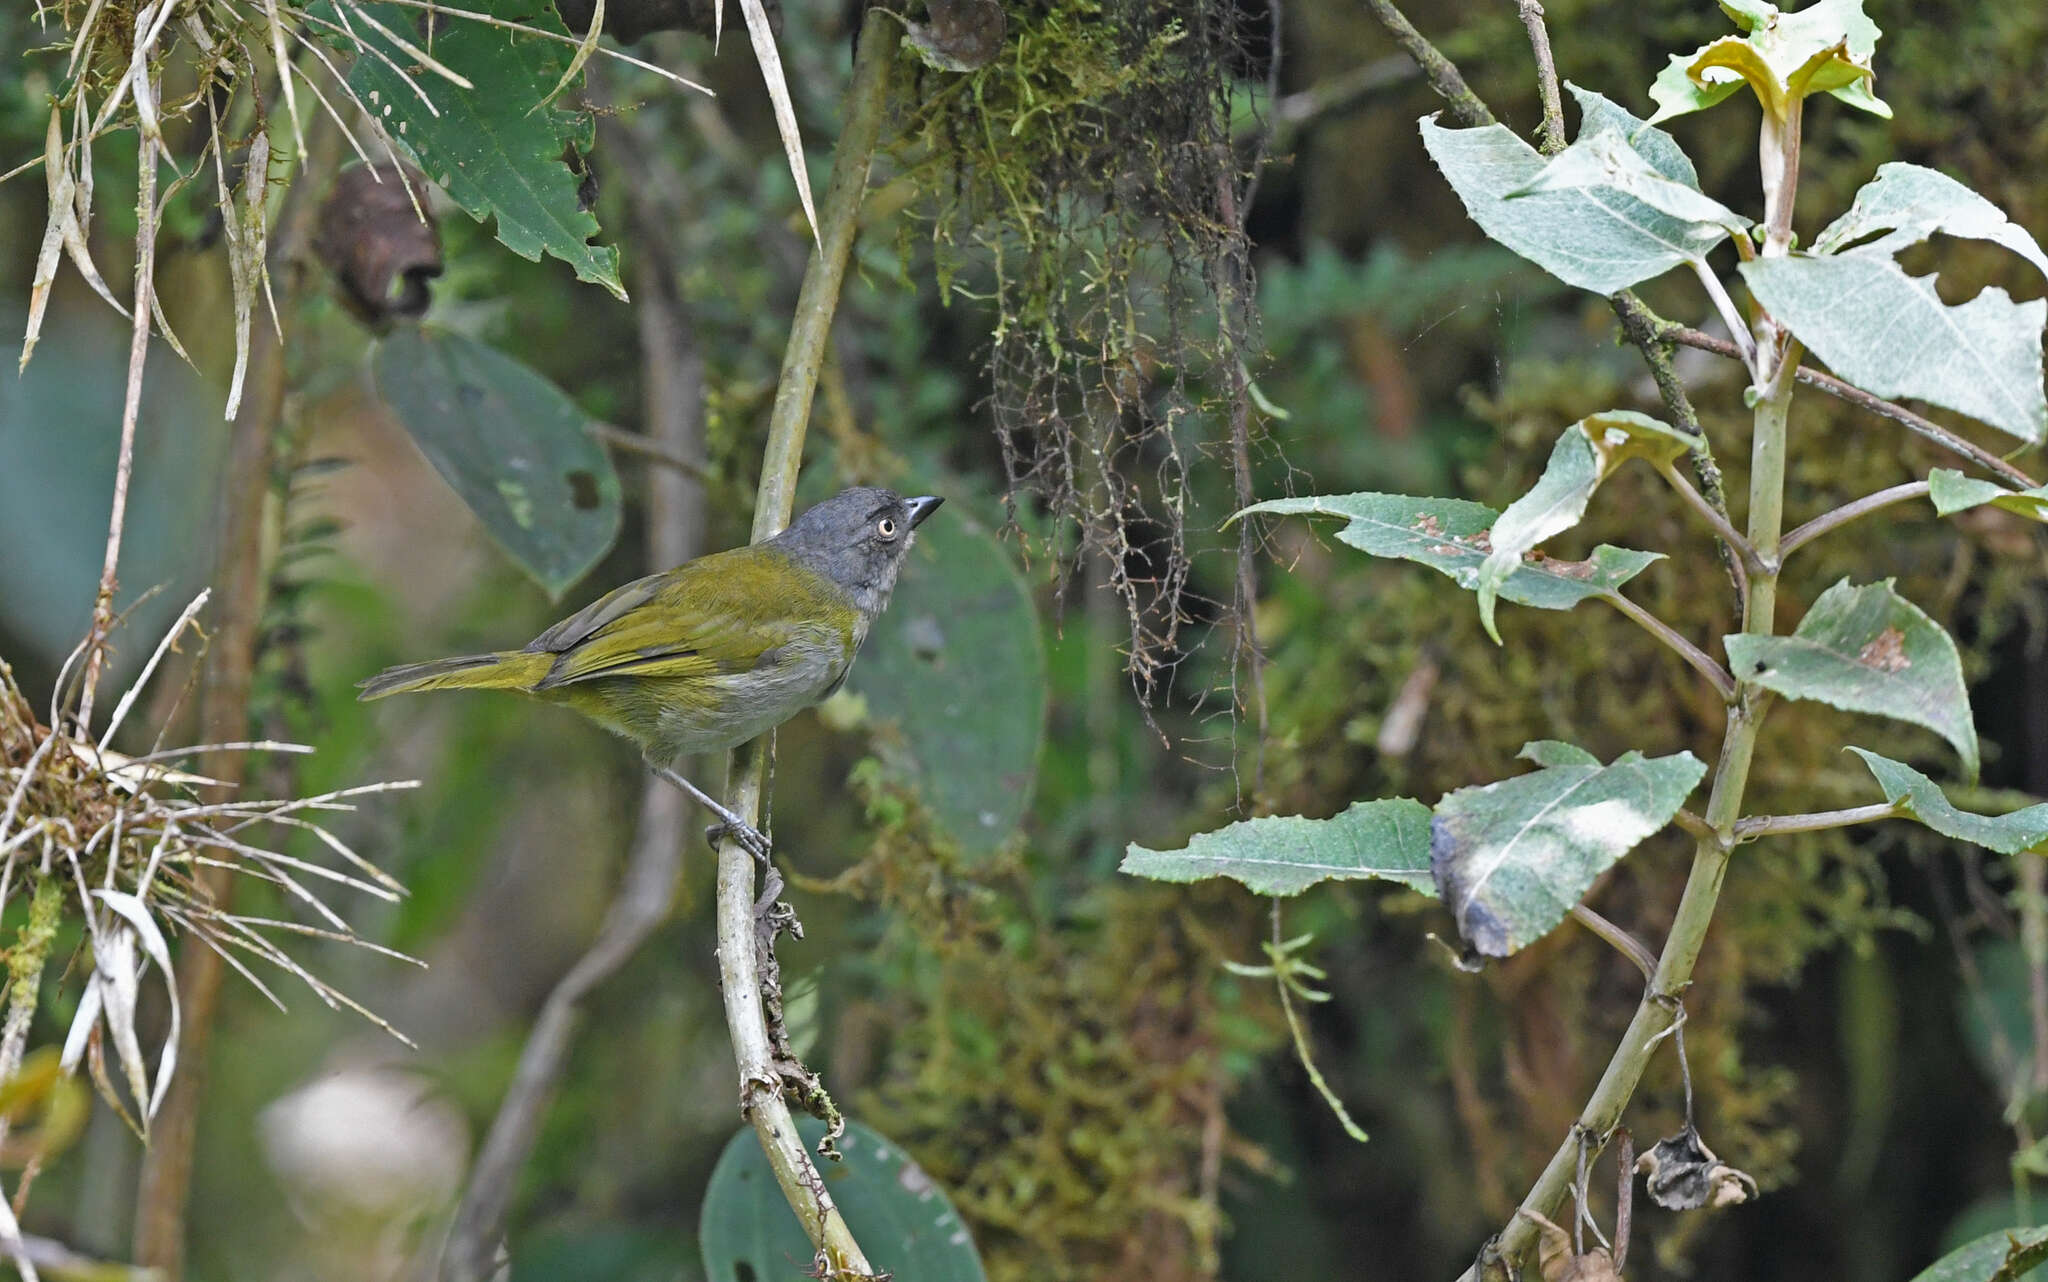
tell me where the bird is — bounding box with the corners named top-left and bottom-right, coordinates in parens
top-left (358, 487), bottom-right (944, 861)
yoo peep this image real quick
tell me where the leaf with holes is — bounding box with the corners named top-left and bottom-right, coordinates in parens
top-left (1740, 255), bottom-right (2046, 444)
top-left (1477, 410), bottom-right (1696, 642)
top-left (1646, 0), bottom-right (1889, 126)
top-left (848, 505), bottom-right (1044, 857)
top-left (1431, 749), bottom-right (1706, 957)
top-left (1814, 163), bottom-right (2048, 277)
top-left (1908, 1226), bottom-right (2048, 1282)
top-left (1122, 798), bottom-right (1434, 897)
top-left (373, 327), bottom-right (620, 599)
top-left (1242, 493), bottom-right (1662, 618)
top-left (1725, 579), bottom-right (1979, 781)
top-left (343, 0), bottom-right (624, 296)
top-left (1419, 108), bottom-right (1732, 295)
top-left (1929, 469), bottom-right (2048, 524)
top-left (1848, 748), bottom-right (2048, 855)
top-left (699, 1117), bottom-right (985, 1282)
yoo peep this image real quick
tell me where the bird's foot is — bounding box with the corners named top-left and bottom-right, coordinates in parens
top-left (705, 818), bottom-right (773, 867)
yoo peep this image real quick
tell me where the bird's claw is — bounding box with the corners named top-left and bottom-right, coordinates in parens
top-left (706, 819), bottom-right (774, 868)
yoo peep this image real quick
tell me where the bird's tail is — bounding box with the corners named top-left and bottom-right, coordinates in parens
top-left (356, 650), bottom-right (551, 700)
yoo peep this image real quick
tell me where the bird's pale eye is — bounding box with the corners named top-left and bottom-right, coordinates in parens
top-left (876, 517), bottom-right (899, 539)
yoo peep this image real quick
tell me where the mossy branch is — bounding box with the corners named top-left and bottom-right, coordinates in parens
top-left (711, 12), bottom-right (897, 1279)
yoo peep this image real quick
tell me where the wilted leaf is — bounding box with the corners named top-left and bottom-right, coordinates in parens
top-left (373, 328), bottom-right (622, 599)
top-left (1242, 493), bottom-right (1663, 621)
top-left (1929, 469), bottom-right (2048, 524)
top-left (849, 508), bottom-right (1044, 857)
top-left (1122, 799), bottom-right (1434, 897)
top-left (1725, 579), bottom-right (1979, 780)
top-left (700, 1117), bottom-right (985, 1282)
top-left (1646, 0), bottom-right (1889, 126)
top-left (1740, 255), bottom-right (2046, 445)
top-left (1431, 749), bottom-right (1706, 956)
top-left (313, 162), bottom-right (444, 327)
top-left (344, 0), bottom-right (625, 297)
top-left (1814, 163), bottom-right (2048, 277)
top-left (1419, 113), bottom-right (1730, 295)
top-left (1636, 1125), bottom-right (1758, 1210)
top-left (1847, 748), bottom-right (2048, 855)
top-left (1908, 1226), bottom-right (2048, 1282)
top-left (1477, 411), bottom-right (1695, 641)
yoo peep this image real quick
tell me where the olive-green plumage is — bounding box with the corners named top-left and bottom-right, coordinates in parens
top-left (359, 488), bottom-right (943, 766)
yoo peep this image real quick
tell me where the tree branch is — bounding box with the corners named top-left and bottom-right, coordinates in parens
top-left (711, 13), bottom-right (896, 1279)
top-left (1513, 1), bottom-right (1565, 153)
top-left (1360, 0), bottom-right (1495, 127)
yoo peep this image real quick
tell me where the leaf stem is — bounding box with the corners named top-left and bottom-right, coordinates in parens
top-left (1687, 259), bottom-right (1756, 373)
top-left (1569, 903), bottom-right (1656, 980)
top-left (1600, 593), bottom-right (1736, 702)
top-left (1653, 460), bottom-right (1757, 577)
top-left (1780, 482), bottom-right (1932, 558)
top-left (1731, 803), bottom-right (1900, 840)
top-left (712, 14), bottom-right (895, 1280)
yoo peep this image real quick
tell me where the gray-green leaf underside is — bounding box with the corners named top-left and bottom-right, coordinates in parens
top-left (1929, 469), bottom-right (2048, 524)
top-left (1814, 163), bottom-right (2048, 278)
top-left (1120, 799), bottom-right (1434, 897)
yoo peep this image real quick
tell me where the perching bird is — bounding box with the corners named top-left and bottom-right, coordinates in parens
top-left (358, 487), bottom-right (944, 860)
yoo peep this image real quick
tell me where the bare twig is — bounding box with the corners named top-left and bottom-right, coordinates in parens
top-left (1780, 481), bottom-right (1931, 558)
top-left (1513, 1), bottom-right (1565, 154)
top-left (1600, 593), bottom-right (1736, 702)
top-left (1731, 803), bottom-right (1900, 840)
top-left (586, 422), bottom-right (712, 482)
top-left (711, 13), bottom-right (896, 1279)
top-left (1667, 326), bottom-right (2040, 489)
top-left (1361, 0), bottom-right (1495, 127)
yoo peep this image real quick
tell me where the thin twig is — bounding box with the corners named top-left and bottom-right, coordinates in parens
top-left (1653, 461), bottom-right (1757, 576)
top-left (1514, 0), bottom-right (1566, 154)
top-left (586, 421), bottom-right (712, 482)
top-left (711, 14), bottom-right (896, 1280)
top-left (1600, 593), bottom-right (1736, 702)
top-left (1667, 326), bottom-right (2040, 489)
top-left (1780, 481), bottom-right (1931, 558)
top-left (1569, 903), bottom-right (1655, 981)
top-left (1360, 0), bottom-right (1495, 127)
top-left (1731, 803), bottom-right (1900, 840)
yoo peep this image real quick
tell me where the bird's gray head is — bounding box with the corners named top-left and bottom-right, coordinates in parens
top-left (773, 487), bottom-right (943, 619)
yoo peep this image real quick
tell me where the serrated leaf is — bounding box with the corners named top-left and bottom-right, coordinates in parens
top-left (1814, 163), bottom-right (2048, 277)
top-left (1847, 748), bottom-right (2048, 855)
top-left (1477, 410), bottom-right (1694, 641)
top-left (1564, 82), bottom-right (1701, 186)
top-left (1431, 750), bottom-right (1706, 956)
top-left (1741, 255), bottom-right (2046, 444)
top-left (1908, 1226), bottom-right (2048, 1282)
top-left (1518, 740), bottom-right (1601, 768)
top-left (700, 1118), bottom-right (985, 1282)
top-left (373, 327), bottom-right (621, 599)
top-left (1929, 469), bottom-right (2048, 523)
top-left (1419, 115), bottom-right (1730, 295)
top-left (1725, 578), bottom-right (1979, 780)
top-left (1647, 0), bottom-right (1889, 126)
top-left (1511, 129), bottom-right (1749, 238)
top-left (1121, 799), bottom-right (1434, 897)
top-left (1243, 493), bottom-right (1663, 618)
top-left (345, 0), bottom-right (624, 297)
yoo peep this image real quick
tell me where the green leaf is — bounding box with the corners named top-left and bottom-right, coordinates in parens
top-left (1518, 740), bottom-right (1601, 768)
top-left (1418, 114), bottom-right (1730, 295)
top-left (1242, 493), bottom-right (1662, 619)
top-left (1740, 255), bottom-right (2047, 445)
top-left (1565, 83), bottom-right (1701, 187)
top-left (1431, 750), bottom-right (1706, 957)
top-left (1929, 469), bottom-right (2048, 523)
top-left (848, 507), bottom-right (1045, 857)
top-left (1814, 163), bottom-right (2048, 278)
top-left (1647, 0), bottom-right (1890, 126)
top-left (1725, 579), bottom-right (1980, 781)
top-left (1510, 129), bottom-right (1749, 239)
top-left (1477, 411), bottom-right (1695, 642)
top-left (1847, 748), bottom-right (2048, 855)
top-left (1908, 1226), bottom-right (2048, 1282)
top-left (700, 1118), bottom-right (986, 1282)
top-left (345, 0), bottom-right (624, 297)
top-left (373, 327), bottom-right (621, 599)
top-left (1121, 799), bottom-right (1435, 897)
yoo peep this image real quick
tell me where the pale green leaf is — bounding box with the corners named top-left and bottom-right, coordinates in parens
top-left (1432, 750), bottom-right (1707, 956)
top-left (1518, 740), bottom-right (1602, 768)
top-left (1647, 0), bottom-right (1889, 126)
top-left (1242, 493), bottom-right (1663, 617)
top-left (1419, 115), bottom-right (1729, 295)
top-left (1564, 83), bottom-right (1701, 188)
top-left (1928, 469), bottom-right (2048, 523)
top-left (1511, 129), bottom-right (1749, 238)
top-left (1907, 1226), bottom-right (2048, 1282)
top-left (1121, 799), bottom-right (1434, 897)
top-left (1477, 411), bottom-right (1694, 641)
top-left (1847, 748), bottom-right (2048, 856)
top-left (1740, 255), bottom-right (2047, 444)
top-left (373, 328), bottom-right (621, 599)
top-left (1814, 164), bottom-right (2048, 277)
top-left (1724, 579), bottom-right (1979, 780)
top-left (346, 1), bottom-right (625, 297)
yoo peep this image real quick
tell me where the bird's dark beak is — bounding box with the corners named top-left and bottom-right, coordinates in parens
top-left (904, 495), bottom-right (944, 529)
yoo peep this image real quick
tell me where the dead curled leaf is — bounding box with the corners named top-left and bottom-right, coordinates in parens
top-left (1635, 1125), bottom-right (1758, 1210)
top-left (1522, 1209), bottom-right (1623, 1282)
top-left (312, 163), bottom-right (444, 327)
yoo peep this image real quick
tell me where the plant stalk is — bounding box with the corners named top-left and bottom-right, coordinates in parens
top-left (711, 13), bottom-right (894, 1279)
